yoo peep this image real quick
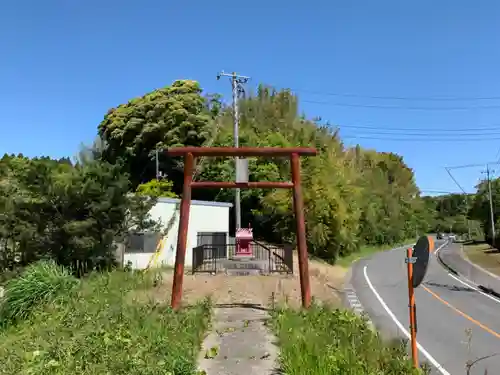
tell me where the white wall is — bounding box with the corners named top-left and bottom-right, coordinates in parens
top-left (123, 198), bottom-right (231, 269)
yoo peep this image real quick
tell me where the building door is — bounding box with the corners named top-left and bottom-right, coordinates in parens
top-left (197, 232), bottom-right (227, 259)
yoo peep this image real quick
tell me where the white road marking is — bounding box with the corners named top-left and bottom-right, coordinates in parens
top-left (446, 272), bottom-right (500, 305)
top-left (363, 265), bottom-right (450, 375)
top-left (433, 241), bottom-right (500, 305)
top-left (460, 245), bottom-right (500, 282)
top-left (434, 241), bottom-right (447, 256)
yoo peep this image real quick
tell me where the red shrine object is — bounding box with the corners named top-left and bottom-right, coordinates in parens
top-left (235, 226), bottom-right (253, 256)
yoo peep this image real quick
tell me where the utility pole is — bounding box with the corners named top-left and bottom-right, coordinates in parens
top-left (155, 148), bottom-right (160, 181)
top-left (217, 71), bottom-right (250, 230)
top-left (483, 165), bottom-right (496, 245)
top-left (155, 148), bottom-right (165, 181)
top-left (465, 195), bottom-right (472, 240)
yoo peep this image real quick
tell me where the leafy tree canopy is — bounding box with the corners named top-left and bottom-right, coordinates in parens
top-left (98, 80), bottom-right (217, 190)
top-left (95, 81), bottom-right (437, 262)
top-left (0, 154), bottom-right (158, 274)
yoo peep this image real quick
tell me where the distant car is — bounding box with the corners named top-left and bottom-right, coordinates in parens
top-left (448, 234), bottom-right (457, 242)
top-left (436, 233), bottom-right (443, 240)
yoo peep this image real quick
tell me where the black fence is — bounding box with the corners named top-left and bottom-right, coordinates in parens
top-left (191, 240), bottom-right (294, 274)
top-left (192, 245), bottom-right (220, 273)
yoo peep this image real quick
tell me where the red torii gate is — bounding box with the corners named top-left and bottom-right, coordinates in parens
top-left (166, 146), bottom-right (317, 310)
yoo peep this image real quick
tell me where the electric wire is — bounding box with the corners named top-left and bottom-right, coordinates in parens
top-left (301, 98), bottom-right (500, 111)
top-left (335, 124), bottom-right (500, 132)
top-left (288, 88), bottom-right (500, 102)
top-left (342, 136), bottom-right (500, 142)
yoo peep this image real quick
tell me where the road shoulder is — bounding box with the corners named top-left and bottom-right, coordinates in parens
top-left (437, 242), bottom-right (500, 298)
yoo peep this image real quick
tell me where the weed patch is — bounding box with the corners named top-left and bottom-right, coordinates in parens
top-left (0, 260), bottom-right (78, 327)
top-left (463, 242), bottom-right (500, 276)
top-left (0, 270), bottom-right (211, 375)
top-left (270, 302), bottom-right (429, 374)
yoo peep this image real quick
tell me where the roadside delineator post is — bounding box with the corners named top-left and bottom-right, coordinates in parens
top-left (405, 235), bottom-right (435, 369)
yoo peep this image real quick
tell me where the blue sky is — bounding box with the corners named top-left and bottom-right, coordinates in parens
top-left (1, 0), bottom-right (500, 194)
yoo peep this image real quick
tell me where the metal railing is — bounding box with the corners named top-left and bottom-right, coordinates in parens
top-left (191, 241), bottom-right (293, 274)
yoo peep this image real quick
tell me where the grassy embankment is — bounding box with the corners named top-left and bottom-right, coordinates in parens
top-left (0, 255), bottom-right (426, 375)
top-left (463, 242), bottom-right (500, 277)
top-left (0, 261), bottom-right (210, 375)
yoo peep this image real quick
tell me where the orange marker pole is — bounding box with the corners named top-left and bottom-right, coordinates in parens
top-left (406, 247), bottom-right (419, 368)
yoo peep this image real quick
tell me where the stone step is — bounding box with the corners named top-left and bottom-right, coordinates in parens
top-left (223, 260), bottom-right (269, 270)
top-left (225, 268), bottom-right (262, 276)
top-left (231, 255), bottom-right (254, 261)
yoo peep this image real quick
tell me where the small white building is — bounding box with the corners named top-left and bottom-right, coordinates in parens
top-left (123, 197), bottom-right (232, 269)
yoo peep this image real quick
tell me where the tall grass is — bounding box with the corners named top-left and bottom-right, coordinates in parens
top-left (271, 302), bottom-right (429, 375)
top-left (0, 260), bottom-right (78, 327)
top-left (0, 269), bottom-right (211, 375)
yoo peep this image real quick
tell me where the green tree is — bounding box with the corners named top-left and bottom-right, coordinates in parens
top-left (97, 80), bottom-right (216, 191)
top-left (93, 82), bottom-right (437, 263)
top-left (0, 156), bottom-right (159, 274)
top-left (470, 178), bottom-right (500, 241)
top-left (136, 179), bottom-right (178, 198)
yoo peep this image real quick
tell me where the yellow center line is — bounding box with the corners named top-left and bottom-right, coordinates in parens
top-left (422, 285), bottom-right (500, 339)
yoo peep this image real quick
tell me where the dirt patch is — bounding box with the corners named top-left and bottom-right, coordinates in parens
top-left (464, 243), bottom-right (500, 276)
top-left (140, 256), bottom-right (347, 308)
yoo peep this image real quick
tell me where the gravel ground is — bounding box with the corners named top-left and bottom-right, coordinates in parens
top-left (142, 256), bottom-right (347, 308)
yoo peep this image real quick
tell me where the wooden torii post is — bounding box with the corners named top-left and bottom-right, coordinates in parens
top-left (166, 146), bottom-right (317, 310)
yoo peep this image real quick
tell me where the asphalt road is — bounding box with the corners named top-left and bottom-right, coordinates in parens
top-left (351, 240), bottom-right (500, 375)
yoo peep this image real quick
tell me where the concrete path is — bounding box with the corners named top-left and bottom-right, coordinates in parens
top-left (351, 240), bottom-right (500, 375)
top-left (197, 304), bottom-right (280, 375)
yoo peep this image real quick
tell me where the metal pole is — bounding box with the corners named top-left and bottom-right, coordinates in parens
top-left (291, 153), bottom-right (311, 308)
top-left (406, 247), bottom-right (419, 368)
top-left (465, 196), bottom-right (472, 240)
top-left (231, 73), bottom-right (241, 230)
top-left (217, 70), bottom-right (250, 230)
top-left (171, 152), bottom-right (194, 310)
top-left (486, 165), bottom-right (496, 246)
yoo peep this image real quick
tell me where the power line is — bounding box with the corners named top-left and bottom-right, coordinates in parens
top-left (339, 130), bottom-right (500, 137)
top-left (288, 88), bottom-right (500, 102)
top-left (336, 124), bottom-right (500, 132)
top-left (444, 167), bottom-right (475, 239)
top-left (446, 162), bottom-right (500, 170)
top-left (301, 98), bottom-right (500, 111)
top-left (420, 189), bottom-right (468, 194)
top-left (444, 168), bottom-right (469, 195)
top-left (342, 136), bottom-right (500, 142)
top-left (337, 124), bottom-right (500, 144)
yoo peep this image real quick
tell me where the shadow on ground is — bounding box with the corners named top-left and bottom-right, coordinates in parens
top-left (424, 281), bottom-right (475, 293)
top-left (215, 303), bottom-right (270, 311)
top-left (484, 249), bottom-right (500, 254)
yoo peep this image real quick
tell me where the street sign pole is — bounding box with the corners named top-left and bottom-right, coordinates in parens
top-left (406, 248), bottom-right (418, 368)
top-left (405, 235), bottom-right (435, 370)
